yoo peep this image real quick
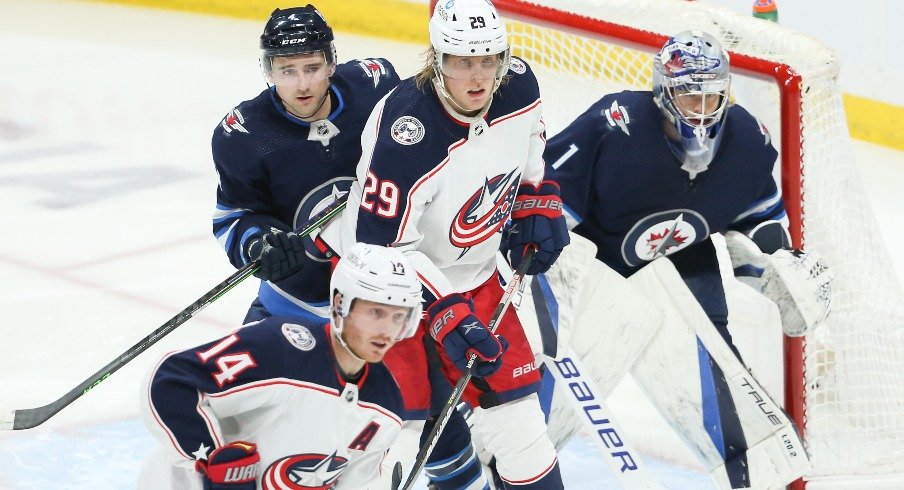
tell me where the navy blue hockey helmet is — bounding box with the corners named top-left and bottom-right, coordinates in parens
top-left (260, 5), bottom-right (337, 72)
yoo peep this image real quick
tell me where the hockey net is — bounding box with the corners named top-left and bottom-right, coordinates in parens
top-left (431, 0), bottom-right (904, 487)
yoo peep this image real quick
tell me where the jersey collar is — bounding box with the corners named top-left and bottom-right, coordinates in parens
top-left (268, 85), bottom-right (346, 127)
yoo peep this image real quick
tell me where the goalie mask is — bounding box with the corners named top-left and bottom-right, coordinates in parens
top-left (429, 0), bottom-right (511, 105)
top-left (653, 30), bottom-right (731, 178)
top-left (330, 243), bottom-right (423, 351)
top-left (260, 5), bottom-right (337, 84)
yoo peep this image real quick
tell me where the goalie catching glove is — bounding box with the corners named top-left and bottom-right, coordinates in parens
top-left (725, 230), bottom-right (834, 336)
top-left (195, 441), bottom-right (260, 490)
top-left (505, 181), bottom-right (570, 275)
top-left (427, 293), bottom-right (508, 377)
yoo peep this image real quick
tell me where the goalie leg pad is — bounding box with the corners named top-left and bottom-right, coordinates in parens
top-left (630, 257), bottom-right (811, 488)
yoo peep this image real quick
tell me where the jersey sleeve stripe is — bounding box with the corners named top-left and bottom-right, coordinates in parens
top-left (732, 190), bottom-right (782, 223)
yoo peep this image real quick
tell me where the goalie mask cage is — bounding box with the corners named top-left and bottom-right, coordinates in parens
top-left (428, 0), bottom-right (904, 487)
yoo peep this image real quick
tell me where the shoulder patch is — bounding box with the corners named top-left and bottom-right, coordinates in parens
top-left (220, 108), bottom-right (248, 134)
top-left (390, 116), bottom-right (425, 145)
top-left (509, 57), bottom-right (527, 75)
top-left (281, 323), bottom-right (316, 351)
top-left (602, 99), bottom-right (630, 135)
top-left (357, 58), bottom-right (388, 88)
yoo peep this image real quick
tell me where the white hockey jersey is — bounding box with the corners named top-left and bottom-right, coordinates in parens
top-left (139, 316), bottom-right (429, 490)
top-left (321, 57), bottom-right (546, 300)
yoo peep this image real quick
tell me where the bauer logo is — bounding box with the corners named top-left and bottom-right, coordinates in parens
top-left (390, 116), bottom-right (425, 145)
top-left (553, 357), bottom-right (640, 473)
top-left (281, 323), bottom-right (316, 351)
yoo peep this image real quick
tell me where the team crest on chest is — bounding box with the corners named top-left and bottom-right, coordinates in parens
top-left (282, 323), bottom-right (316, 351)
top-left (390, 116), bottom-right (425, 145)
top-left (261, 452), bottom-right (348, 489)
top-left (450, 169), bottom-right (520, 257)
top-left (294, 177), bottom-right (354, 262)
top-left (621, 209), bottom-right (709, 267)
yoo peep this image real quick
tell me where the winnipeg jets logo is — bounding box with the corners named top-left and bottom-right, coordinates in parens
top-left (391, 116), bottom-right (425, 145)
top-left (449, 169), bottom-right (520, 257)
top-left (293, 177), bottom-right (354, 262)
top-left (357, 58), bottom-right (387, 88)
top-left (221, 108), bottom-right (248, 134)
top-left (621, 209), bottom-right (709, 267)
top-left (603, 99), bottom-right (630, 135)
top-left (261, 452), bottom-right (348, 489)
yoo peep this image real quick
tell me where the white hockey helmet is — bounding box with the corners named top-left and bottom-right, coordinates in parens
top-left (330, 243), bottom-right (423, 342)
top-left (429, 0), bottom-right (511, 89)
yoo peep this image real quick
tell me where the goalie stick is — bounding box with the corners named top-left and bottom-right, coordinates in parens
top-left (0, 197), bottom-right (347, 431)
top-left (399, 248), bottom-right (536, 490)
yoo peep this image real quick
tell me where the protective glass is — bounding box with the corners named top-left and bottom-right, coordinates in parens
top-left (441, 54), bottom-right (506, 81)
top-left (267, 52), bottom-right (334, 86)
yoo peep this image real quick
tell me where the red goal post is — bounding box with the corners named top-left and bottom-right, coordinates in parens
top-left (428, 0), bottom-right (904, 488)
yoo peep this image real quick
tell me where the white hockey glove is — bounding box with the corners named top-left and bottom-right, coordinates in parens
top-left (725, 230), bottom-right (834, 336)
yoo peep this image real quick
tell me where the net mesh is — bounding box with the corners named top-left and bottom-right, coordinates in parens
top-left (498, 0), bottom-right (904, 483)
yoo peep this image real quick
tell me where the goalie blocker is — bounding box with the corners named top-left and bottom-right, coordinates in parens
top-left (512, 232), bottom-right (810, 489)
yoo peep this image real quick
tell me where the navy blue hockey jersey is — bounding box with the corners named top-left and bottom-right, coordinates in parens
top-left (546, 91), bottom-right (784, 276)
top-left (141, 316), bottom-right (430, 489)
top-left (211, 59), bottom-right (399, 320)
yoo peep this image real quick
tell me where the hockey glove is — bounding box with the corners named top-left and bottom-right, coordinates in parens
top-left (427, 293), bottom-right (508, 378)
top-left (246, 229), bottom-right (306, 282)
top-left (725, 230), bottom-right (834, 336)
top-left (195, 441), bottom-right (260, 490)
top-left (505, 181), bottom-right (570, 275)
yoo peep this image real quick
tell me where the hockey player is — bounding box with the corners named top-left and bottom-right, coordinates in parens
top-left (321, 1), bottom-right (569, 488)
top-left (537, 30), bottom-right (832, 487)
top-left (139, 242), bottom-right (429, 490)
top-left (211, 5), bottom-right (400, 325)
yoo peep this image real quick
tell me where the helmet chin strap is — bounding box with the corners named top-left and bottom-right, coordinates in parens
top-left (332, 314), bottom-right (367, 364)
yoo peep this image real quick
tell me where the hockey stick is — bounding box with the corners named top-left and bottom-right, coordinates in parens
top-left (0, 198), bottom-right (347, 431)
top-left (400, 248), bottom-right (536, 490)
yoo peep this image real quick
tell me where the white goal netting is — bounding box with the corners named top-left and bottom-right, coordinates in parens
top-left (487, 0), bottom-right (904, 486)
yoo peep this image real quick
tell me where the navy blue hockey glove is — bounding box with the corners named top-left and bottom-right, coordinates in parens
top-left (195, 441), bottom-right (260, 490)
top-left (505, 181), bottom-right (570, 275)
top-left (246, 229), bottom-right (306, 282)
top-left (427, 293), bottom-right (508, 378)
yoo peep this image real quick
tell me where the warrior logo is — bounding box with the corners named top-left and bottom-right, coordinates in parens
top-left (621, 209), bottom-right (709, 267)
top-left (221, 108), bottom-right (248, 134)
top-left (261, 452), bottom-right (348, 489)
top-left (293, 177), bottom-right (353, 262)
top-left (391, 116), bottom-right (425, 145)
top-left (450, 169), bottom-right (520, 257)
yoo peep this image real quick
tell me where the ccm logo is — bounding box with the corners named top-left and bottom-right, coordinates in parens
top-left (554, 357), bottom-right (639, 473)
top-left (281, 38), bottom-right (306, 45)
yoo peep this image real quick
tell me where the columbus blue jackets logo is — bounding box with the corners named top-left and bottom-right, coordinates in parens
top-left (450, 169), bottom-right (520, 257)
top-left (390, 116), bottom-right (425, 145)
top-left (261, 452), bottom-right (348, 489)
top-left (293, 177), bottom-right (353, 262)
top-left (621, 209), bottom-right (709, 267)
top-left (282, 323), bottom-right (316, 351)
